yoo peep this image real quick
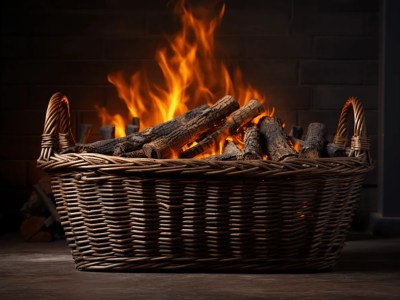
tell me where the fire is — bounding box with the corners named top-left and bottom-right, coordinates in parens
top-left (98, 0), bottom-right (272, 142)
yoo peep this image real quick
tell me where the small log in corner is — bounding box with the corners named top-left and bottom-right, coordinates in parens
top-left (259, 117), bottom-right (297, 161)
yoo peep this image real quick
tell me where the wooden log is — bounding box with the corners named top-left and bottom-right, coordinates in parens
top-left (259, 117), bottom-right (297, 161)
top-left (326, 142), bottom-right (346, 157)
top-left (299, 122), bottom-right (327, 159)
top-left (289, 125), bottom-right (303, 140)
top-left (125, 117), bottom-right (140, 135)
top-left (62, 104), bottom-right (209, 155)
top-left (179, 99), bottom-right (264, 158)
top-left (243, 125), bottom-right (262, 160)
top-left (100, 125), bottom-right (115, 140)
top-left (143, 95), bottom-right (240, 159)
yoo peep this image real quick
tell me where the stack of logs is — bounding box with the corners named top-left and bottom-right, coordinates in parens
top-left (64, 95), bottom-right (347, 160)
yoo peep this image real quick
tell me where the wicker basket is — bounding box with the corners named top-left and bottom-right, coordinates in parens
top-left (37, 93), bottom-right (372, 272)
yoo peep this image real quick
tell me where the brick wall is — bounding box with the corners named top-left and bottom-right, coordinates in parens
top-left (0, 0), bottom-right (380, 232)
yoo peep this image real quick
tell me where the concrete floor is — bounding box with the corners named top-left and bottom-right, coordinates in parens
top-left (0, 234), bottom-right (399, 300)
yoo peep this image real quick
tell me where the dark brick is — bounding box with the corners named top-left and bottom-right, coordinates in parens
top-left (314, 86), bottom-right (378, 110)
top-left (314, 37), bottom-right (378, 60)
top-left (27, 160), bottom-right (47, 185)
top-left (364, 62), bottom-right (379, 84)
top-left (317, 0), bottom-right (379, 13)
top-left (1, 61), bottom-right (108, 85)
top-left (0, 13), bottom-right (30, 35)
top-left (29, 86), bottom-right (105, 111)
top-left (244, 36), bottom-right (313, 59)
top-left (0, 86), bottom-right (30, 110)
top-left (223, 0), bottom-right (292, 12)
top-left (266, 87), bottom-right (313, 110)
top-left (0, 161), bottom-right (27, 186)
top-left (17, 0), bottom-right (109, 10)
top-left (300, 61), bottom-right (364, 84)
top-left (219, 11), bottom-right (290, 35)
top-left (298, 110), bottom-right (341, 135)
top-left (28, 37), bottom-right (104, 59)
top-left (364, 110), bottom-right (378, 135)
top-left (28, 13), bottom-right (145, 36)
top-left (1, 37), bottom-right (28, 58)
top-left (105, 38), bottom-right (161, 59)
top-left (0, 110), bottom-right (45, 136)
top-left (275, 110), bottom-right (297, 133)
top-left (215, 37), bottom-right (243, 59)
top-left (146, 12), bottom-right (181, 35)
top-left (291, 14), bottom-right (365, 35)
top-left (367, 13), bottom-right (379, 37)
top-left (239, 61), bottom-right (298, 87)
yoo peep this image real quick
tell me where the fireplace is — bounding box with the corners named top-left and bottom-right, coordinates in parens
top-left (1, 0), bottom-right (397, 236)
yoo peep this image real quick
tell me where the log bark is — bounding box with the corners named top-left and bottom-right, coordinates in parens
top-left (289, 125), bottom-right (303, 140)
top-left (179, 99), bottom-right (264, 158)
top-left (143, 95), bottom-right (240, 159)
top-left (61, 104), bottom-right (209, 155)
top-left (326, 142), bottom-right (346, 157)
top-left (100, 125), bottom-right (115, 140)
top-left (259, 117), bottom-right (297, 161)
top-left (299, 122), bottom-right (327, 159)
top-left (243, 125), bottom-right (262, 160)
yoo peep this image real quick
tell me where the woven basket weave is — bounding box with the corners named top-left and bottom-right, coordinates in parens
top-left (37, 92), bottom-right (372, 272)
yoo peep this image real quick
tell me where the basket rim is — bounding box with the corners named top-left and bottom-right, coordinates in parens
top-left (37, 152), bottom-right (373, 179)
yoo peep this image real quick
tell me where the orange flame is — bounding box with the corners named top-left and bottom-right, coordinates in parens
top-left (98, 1), bottom-right (272, 138)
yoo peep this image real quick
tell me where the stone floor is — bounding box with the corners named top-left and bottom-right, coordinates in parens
top-left (0, 234), bottom-right (399, 300)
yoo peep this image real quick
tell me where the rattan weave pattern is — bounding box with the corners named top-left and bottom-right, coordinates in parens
top-left (37, 93), bottom-right (372, 272)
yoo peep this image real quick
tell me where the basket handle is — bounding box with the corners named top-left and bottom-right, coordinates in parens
top-left (333, 97), bottom-right (371, 163)
top-left (38, 92), bottom-right (75, 162)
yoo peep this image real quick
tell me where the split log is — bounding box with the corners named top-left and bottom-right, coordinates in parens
top-left (299, 123), bottom-right (327, 159)
top-left (100, 125), bottom-right (115, 140)
top-left (62, 104), bottom-right (209, 155)
top-left (259, 117), bottom-right (297, 161)
top-left (289, 125), bottom-right (303, 140)
top-left (143, 95), bottom-right (240, 159)
top-left (179, 99), bottom-right (264, 158)
top-left (243, 125), bottom-right (262, 160)
top-left (326, 142), bottom-right (346, 157)
top-left (125, 117), bottom-right (140, 135)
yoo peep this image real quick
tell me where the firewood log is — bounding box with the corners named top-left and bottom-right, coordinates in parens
top-left (299, 122), bottom-right (327, 159)
top-left (62, 104), bottom-right (209, 155)
top-left (179, 99), bottom-right (264, 158)
top-left (259, 117), bottom-right (297, 161)
top-left (326, 142), bottom-right (347, 157)
top-left (289, 125), bottom-right (303, 140)
top-left (243, 125), bottom-right (262, 160)
top-left (100, 125), bottom-right (115, 140)
top-left (143, 95), bottom-right (240, 159)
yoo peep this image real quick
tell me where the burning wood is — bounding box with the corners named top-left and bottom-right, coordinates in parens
top-left (142, 95), bottom-right (239, 159)
top-left (62, 103), bottom-right (209, 155)
top-left (63, 95), bottom-right (347, 162)
top-left (259, 117), bottom-right (297, 161)
top-left (243, 125), bottom-right (262, 160)
top-left (299, 123), bottom-right (327, 159)
top-left (180, 99), bottom-right (264, 158)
